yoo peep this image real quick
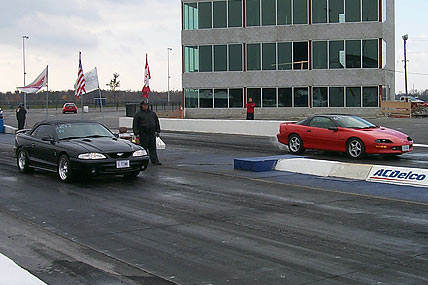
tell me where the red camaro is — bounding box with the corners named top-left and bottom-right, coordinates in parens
top-left (62, 103), bottom-right (78, 114)
top-left (277, 115), bottom-right (413, 159)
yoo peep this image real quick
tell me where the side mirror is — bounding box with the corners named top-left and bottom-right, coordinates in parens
top-left (328, 127), bottom-right (338, 132)
top-left (114, 133), bottom-right (119, 138)
top-left (42, 136), bottom-right (55, 143)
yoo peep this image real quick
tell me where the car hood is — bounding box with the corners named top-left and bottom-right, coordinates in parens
top-left (61, 137), bottom-right (139, 153)
top-left (353, 127), bottom-right (412, 142)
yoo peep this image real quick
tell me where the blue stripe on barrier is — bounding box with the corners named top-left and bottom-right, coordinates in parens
top-left (234, 155), bottom-right (299, 172)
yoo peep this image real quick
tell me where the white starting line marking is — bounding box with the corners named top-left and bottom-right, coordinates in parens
top-left (414, 144), bottom-right (428, 148)
top-left (0, 253), bottom-right (46, 284)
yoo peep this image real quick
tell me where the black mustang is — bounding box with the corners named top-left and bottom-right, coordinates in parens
top-left (14, 120), bottom-right (150, 182)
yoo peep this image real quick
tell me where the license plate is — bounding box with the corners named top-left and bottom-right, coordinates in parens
top-left (402, 145), bottom-right (410, 151)
top-left (116, 160), bottom-right (130, 168)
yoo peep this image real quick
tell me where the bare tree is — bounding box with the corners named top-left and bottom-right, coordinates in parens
top-left (107, 73), bottom-right (120, 109)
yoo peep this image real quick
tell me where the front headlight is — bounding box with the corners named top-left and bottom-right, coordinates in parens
top-left (375, 139), bottom-right (393, 143)
top-left (132, 149), bottom-right (147, 157)
top-left (78, 153), bottom-right (107, 160)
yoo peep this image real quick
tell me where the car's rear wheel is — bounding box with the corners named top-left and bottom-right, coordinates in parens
top-left (17, 149), bottom-right (33, 173)
top-left (347, 138), bottom-right (365, 159)
top-left (58, 154), bottom-right (73, 182)
top-left (288, 134), bottom-right (305, 154)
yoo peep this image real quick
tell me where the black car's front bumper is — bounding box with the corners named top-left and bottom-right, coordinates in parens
top-left (70, 156), bottom-right (150, 176)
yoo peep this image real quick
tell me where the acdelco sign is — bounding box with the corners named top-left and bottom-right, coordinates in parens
top-left (367, 166), bottom-right (428, 187)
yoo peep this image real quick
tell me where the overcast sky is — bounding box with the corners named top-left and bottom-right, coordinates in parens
top-left (0, 0), bottom-right (426, 94)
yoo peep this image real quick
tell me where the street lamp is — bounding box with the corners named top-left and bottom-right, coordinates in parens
top-left (22, 35), bottom-right (29, 109)
top-left (402, 34), bottom-right (409, 100)
top-left (167, 47), bottom-right (172, 103)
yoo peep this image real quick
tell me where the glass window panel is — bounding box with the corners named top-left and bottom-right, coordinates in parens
top-left (382, 86), bottom-right (387, 101)
top-left (262, 43), bottom-right (276, 70)
top-left (184, 3), bottom-right (198, 30)
top-left (329, 87), bottom-right (344, 107)
top-left (198, 2), bottom-right (212, 29)
top-left (213, 1), bottom-right (227, 28)
top-left (382, 0), bottom-right (387, 22)
top-left (312, 0), bottom-right (327, 23)
top-left (346, 40), bottom-right (361, 68)
top-left (199, 89), bottom-right (213, 108)
top-left (262, 88), bottom-right (277, 107)
top-left (185, 89), bottom-right (198, 108)
top-left (293, 0), bottom-right (308, 24)
top-left (229, 44), bottom-right (242, 71)
top-left (329, 40), bottom-right (344, 69)
top-left (363, 39), bottom-right (378, 68)
top-left (277, 0), bottom-right (292, 25)
top-left (362, 0), bottom-right (378, 21)
top-left (262, 0), bottom-right (276, 26)
top-left (199, 45), bottom-right (212, 72)
top-left (346, 87), bottom-right (361, 107)
top-left (278, 42), bottom-right (292, 70)
top-left (346, 0), bottom-right (361, 22)
top-left (228, 0), bottom-right (243, 27)
top-left (247, 88), bottom-right (261, 107)
top-left (363, 86), bottom-right (378, 107)
top-left (313, 87), bottom-right (328, 107)
top-left (229, 88), bottom-right (243, 107)
top-left (293, 42), bottom-right (308, 70)
top-left (382, 39), bottom-right (386, 68)
top-left (247, 43), bottom-right (261, 70)
top-left (313, 41), bottom-right (328, 69)
top-left (278, 88), bottom-right (292, 107)
top-left (294, 87), bottom-right (308, 107)
top-left (214, 89), bottom-right (228, 108)
top-left (309, 116), bottom-right (336, 128)
top-left (246, 0), bottom-right (260, 26)
top-left (184, 46), bottom-right (199, 72)
top-left (214, 45), bottom-right (227, 72)
top-left (329, 0), bottom-right (344, 23)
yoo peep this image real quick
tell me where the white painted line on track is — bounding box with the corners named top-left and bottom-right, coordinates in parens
top-left (414, 144), bottom-right (428, 148)
top-left (0, 253), bottom-right (46, 284)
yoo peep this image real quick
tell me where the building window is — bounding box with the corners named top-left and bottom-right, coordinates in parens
top-left (363, 39), bottom-right (378, 68)
top-left (185, 89), bottom-right (198, 108)
top-left (278, 88), bottom-right (292, 107)
top-left (262, 43), bottom-right (276, 70)
top-left (382, 0), bottom-right (387, 22)
top-left (346, 40), bottom-right (361, 68)
top-left (294, 87), bottom-right (308, 107)
top-left (312, 0), bottom-right (327, 24)
top-left (362, 0), bottom-right (378, 21)
top-left (246, 0), bottom-right (260, 26)
top-left (184, 46), bottom-right (199, 73)
top-left (278, 42), bottom-right (292, 70)
top-left (247, 43), bottom-right (261, 70)
top-left (263, 88), bottom-right (277, 107)
top-left (329, 40), bottom-right (344, 69)
top-left (363, 86), bottom-right (379, 107)
top-left (247, 88), bottom-right (261, 107)
top-left (346, 87), bottom-right (361, 107)
top-left (214, 89), bottom-right (228, 107)
top-left (329, 0), bottom-right (344, 23)
top-left (198, 2), bottom-right (212, 29)
top-left (293, 0), bottom-right (308, 24)
top-left (200, 89), bottom-right (213, 108)
top-left (229, 44), bottom-right (242, 71)
top-left (382, 39), bottom-right (387, 68)
top-left (277, 0), bottom-right (292, 25)
top-left (213, 1), bottom-right (227, 28)
top-left (313, 41), bottom-right (328, 69)
top-left (214, 45), bottom-right (227, 72)
top-left (229, 88), bottom-right (243, 107)
top-left (313, 87), bottom-right (328, 107)
top-left (262, 0), bottom-right (276, 26)
top-left (228, 0), bottom-right (242, 27)
top-left (184, 3), bottom-right (198, 30)
top-left (329, 87), bottom-right (344, 107)
top-left (293, 42), bottom-right (308, 70)
top-left (199, 45), bottom-right (212, 72)
top-left (345, 0), bottom-right (361, 22)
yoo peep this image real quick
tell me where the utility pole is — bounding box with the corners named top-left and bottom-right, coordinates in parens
top-left (402, 34), bottom-right (409, 100)
top-left (167, 47), bottom-right (172, 103)
top-left (22, 35), bottom-right (29, 109)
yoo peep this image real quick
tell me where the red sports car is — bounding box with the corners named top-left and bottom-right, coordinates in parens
top-left (277, 115), bottom-right (413, 159)
top-left (62, 103), bottom-right (78, 114)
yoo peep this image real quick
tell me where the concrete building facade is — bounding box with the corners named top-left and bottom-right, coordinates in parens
top-left (181, 0), bottom-right (395, 119)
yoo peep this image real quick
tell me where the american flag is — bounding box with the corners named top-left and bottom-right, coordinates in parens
top-left (75, 52), bottom-right (86, 98)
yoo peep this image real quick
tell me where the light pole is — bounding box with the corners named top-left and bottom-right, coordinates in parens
top-left (402, 34), bottom-right (409, 100)
top-left (22, 35), bottom-right (29, 109)
top-left (167, 47), bottom-right (172, 103)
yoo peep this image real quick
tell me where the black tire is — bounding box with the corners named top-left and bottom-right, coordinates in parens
top-left (17, 148), bottom-right (33, 173)
top-left (288, 134), bottom-right (305, 154)
top-left (58, 154), bottom-right (74, 182)
top-left (124, 170), bottom-right (140, 178)
top-left (347, 138), bottom-right (365, 159)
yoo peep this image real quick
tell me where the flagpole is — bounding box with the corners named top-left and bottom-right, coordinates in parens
top-left (46, 65), bottom-right (49, 119)
top-left (96, 67), bottom-right (104, 118)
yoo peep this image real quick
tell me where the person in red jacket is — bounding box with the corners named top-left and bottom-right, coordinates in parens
top-left (246, 97), bottom-right (255, 120)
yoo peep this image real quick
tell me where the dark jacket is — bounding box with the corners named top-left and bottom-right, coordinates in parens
top-left (133, 109), bottom-right (160, 135)
top-left (16, 106), bottom-right (27, 121)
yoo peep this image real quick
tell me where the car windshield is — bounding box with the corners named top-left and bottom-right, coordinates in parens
top-left (56, 123), bottom-right (114, 140)
top-left (332, 116), bottom-right (377, 129)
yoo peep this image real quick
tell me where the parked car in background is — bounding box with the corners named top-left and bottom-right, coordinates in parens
top-left (0, 106), bottom-right (3, 119)
top-left (62, 103), bottom-right (78, 114)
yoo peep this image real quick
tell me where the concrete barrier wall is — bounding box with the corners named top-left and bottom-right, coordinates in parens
top-left (119, 117), bottom-right (294, 137)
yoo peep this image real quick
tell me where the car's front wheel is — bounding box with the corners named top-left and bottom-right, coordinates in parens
top-left (17, 149), bottom-right (33, 173)
top-left (58, 154), bottom-right (73, 182)
top-left (347, 138), bottom-right (365, 159)
top-left (288, 134), bottom-right (305, 154)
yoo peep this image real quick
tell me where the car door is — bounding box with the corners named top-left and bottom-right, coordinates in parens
top-left (30, 124), bottom-right (57, 170)
top-left (306, 116), bottom-right (340, 151)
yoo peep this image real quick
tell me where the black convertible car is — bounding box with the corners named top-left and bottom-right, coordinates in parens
top-left (14, 120), bottom-right (150, 182)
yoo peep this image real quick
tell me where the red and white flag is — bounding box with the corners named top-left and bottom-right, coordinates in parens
top-left (142, 54), bottom-right (151, 98)
top-left (75, 52), bottom-right (86, 98)
top-left (17, 66), bottom-right (48, 93)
